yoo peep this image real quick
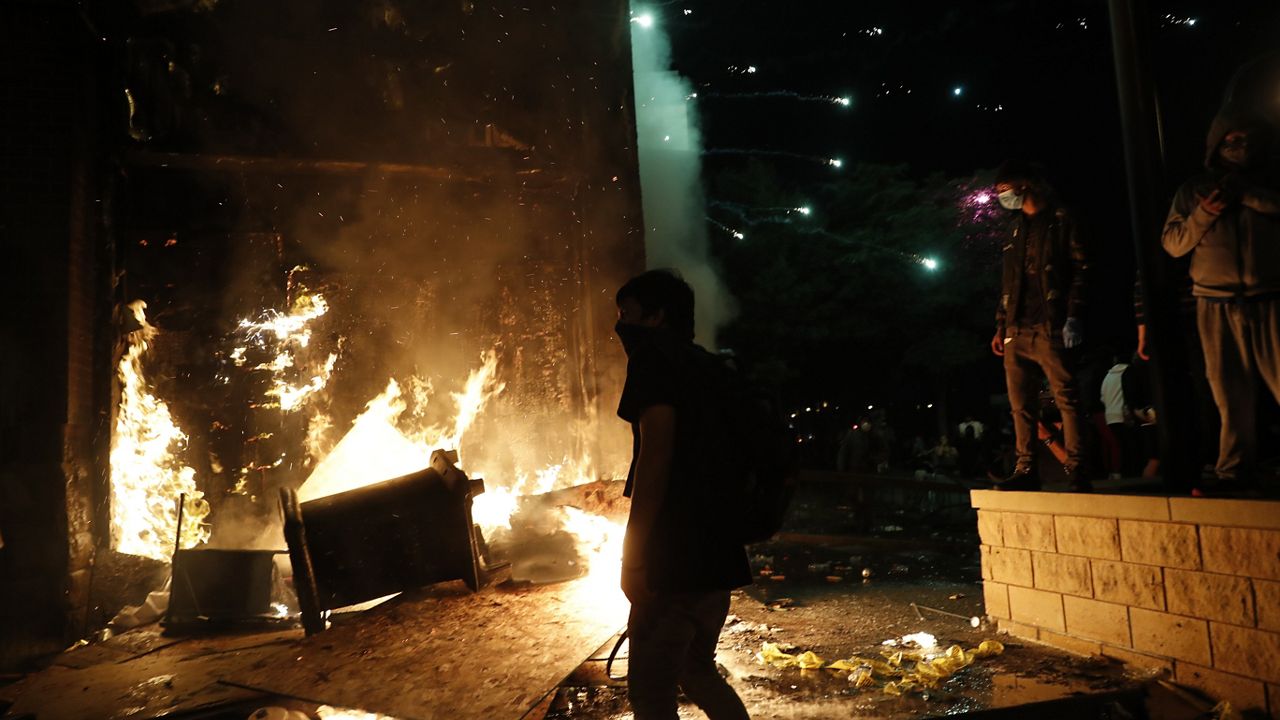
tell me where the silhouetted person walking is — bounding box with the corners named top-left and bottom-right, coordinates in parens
top-left (614, 270), bottom-right (751, 720)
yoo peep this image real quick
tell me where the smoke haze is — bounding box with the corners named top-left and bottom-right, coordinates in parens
top-left (630, 5), bottom-right (735, 347)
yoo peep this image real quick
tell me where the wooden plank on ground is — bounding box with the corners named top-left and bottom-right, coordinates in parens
top-left (223, 578), bottom-right (627, 720)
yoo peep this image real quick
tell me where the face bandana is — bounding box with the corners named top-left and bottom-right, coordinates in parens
top-left (614, 320), bottom-right (659, 356)
top-left (997, 189), bottom-right (1024, 211)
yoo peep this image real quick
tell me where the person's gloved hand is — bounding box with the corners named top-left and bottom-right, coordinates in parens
top-left (1063, 317), bottom-right (1083, 349)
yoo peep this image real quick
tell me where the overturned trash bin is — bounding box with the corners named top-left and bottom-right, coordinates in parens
top-left (280, 449), bottom-right (506, 635)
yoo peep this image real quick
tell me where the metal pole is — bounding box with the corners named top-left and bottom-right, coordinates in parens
top-left (1107, 0), bottom-right (1197, 490)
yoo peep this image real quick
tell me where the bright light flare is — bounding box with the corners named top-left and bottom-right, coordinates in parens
top-left (315, 706), bottom-right (398, 720)
top-left (795, 206), bottom-right (812, 216)
top-left (974, 192), bottom-right (991, 205)
top-left (828, 158), bottom-right (843, 168)
top-left (836, 96), bottom-right (852, 107)
top-left (952, 86), bottom-right (964, 97)
top-left (631, 13), bottom-right (654, 28)
top-left (921, 257), bottom-right (940, 271)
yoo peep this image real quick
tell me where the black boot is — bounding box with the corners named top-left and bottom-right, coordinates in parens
top-left (1064, 466), bottom-right (1092, 493)
top-left (994, 467), bottom-right (1040, 491)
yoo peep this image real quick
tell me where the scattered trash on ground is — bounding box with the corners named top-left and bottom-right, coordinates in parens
top-left (755, 635), bottom-right (1005, 697)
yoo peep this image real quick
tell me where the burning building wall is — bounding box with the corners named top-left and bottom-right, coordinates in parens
top-left (0, 0), bottom-right (643, 669)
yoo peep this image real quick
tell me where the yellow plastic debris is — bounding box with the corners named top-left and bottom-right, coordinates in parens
top-left (850, 669), bottom-right (876, 688)
top-left (794, 650), bottom-right (826, 670)
top-left (759, 638), bottom-right (1006, 697)
top-left (970, 639), bottom-right (1004, 658)
top-left (757, 642), bottom-right (796, 668)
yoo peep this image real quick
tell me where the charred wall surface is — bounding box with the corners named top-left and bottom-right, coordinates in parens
top-left (0, 0), bottom-right (643, 670)
top-left (0, 0), bottom-right (105, 670)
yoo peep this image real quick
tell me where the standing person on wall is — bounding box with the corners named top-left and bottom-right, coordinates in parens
top-left (989, 160), bottom-right (1092, 493)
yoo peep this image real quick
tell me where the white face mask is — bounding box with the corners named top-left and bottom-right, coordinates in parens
top-left (997, 189), bottom-right (1024, 211)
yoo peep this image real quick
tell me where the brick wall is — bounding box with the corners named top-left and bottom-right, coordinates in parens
top-left (974, 490), bottom-right (1280, 715)
top-left (0, 0), bottom-right (100, 670)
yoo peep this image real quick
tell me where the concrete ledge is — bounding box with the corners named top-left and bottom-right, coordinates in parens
top-left (1169, 497), bottom-right (1280, 529)
top-left (970, 490), bottom-right (1171, 521)
top-left (976, 490), bottom-right (1280, 715)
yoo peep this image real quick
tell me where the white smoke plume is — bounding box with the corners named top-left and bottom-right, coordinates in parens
top-left (630, 6), bottom-right (734, 347)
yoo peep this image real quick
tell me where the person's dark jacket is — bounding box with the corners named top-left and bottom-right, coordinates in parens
top-left (995, 206), bottom-right (1089, 338)
top-left (1161, 112), bottom-right (1280, 299)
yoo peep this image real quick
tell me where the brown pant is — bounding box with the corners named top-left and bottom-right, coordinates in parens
top-left (1197, 298), bottom-right (1280, 481)
top-left (1003, 326), bottom-right (1083, 473)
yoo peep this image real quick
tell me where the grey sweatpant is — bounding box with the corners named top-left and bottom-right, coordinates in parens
top-left (1197, 297), bottom-right (1280, 481)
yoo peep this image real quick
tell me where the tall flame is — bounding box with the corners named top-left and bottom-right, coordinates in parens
top-left (296, 350), bottom-right (504, 503)
top-left (109, 301), bottom-right (210, 561)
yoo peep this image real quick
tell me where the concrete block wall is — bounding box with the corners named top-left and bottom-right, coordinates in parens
top-left (973, 490), bottom-right (1280, 716)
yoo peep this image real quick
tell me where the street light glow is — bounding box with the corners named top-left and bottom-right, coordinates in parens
top-left (952, 86), bottom-right (964, 97)
top-left (922, 257), bottom-right (939, 271)
top-left (631, 13), bottom-right (654, 28)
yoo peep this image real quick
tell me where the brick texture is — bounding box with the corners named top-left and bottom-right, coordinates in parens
top-left (1003, 512), bottom-right (1056, 552)
top-left (1092, 559), bottom-right (1164, 610)
top-left (1257, 580), bottom-right (1280, 633)
top-left (977, 510), bottom-right (1003, 547)
top-left (1129, 608), bottom-right (1211, 665)
top-left (989, 546), bottom-right (1033, 587)
top-left (1201, 526), bottom-right (1280, 581)
top-left (1211, 623), bottom-right (1280, 685)
top-left (1055, 516), bottom-right (1121, 560)
top-left (1063, 596), bottom-right (1131, 647)
top-left (1008, 586), bottom-right (1065, 633)
top-left (1176, 662), bottom-right (1268, 712)
top-left (1032, 552), bottom-right (1092, 597)
top-left (984, 581), bottom-right (1011, 620)
top-left (1038, 629), bottom-right (1102, 657)
top-left (1165, 569), bottom-right (1256, 627)
top-left (1101, 645), bottom-right (1173, 675)
top-left (1119, 520), bottom-right (1201, 569)
top-left (997, 617), bottom-right (1041, 641)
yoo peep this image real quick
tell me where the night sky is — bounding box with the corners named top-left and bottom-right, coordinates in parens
top-left (671, 0), bottom-right (1279, 191)
top-left (651, 0), bottom-right (1279, 425)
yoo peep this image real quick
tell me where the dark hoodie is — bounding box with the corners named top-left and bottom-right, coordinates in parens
top-left (1162, 112), bottom-right (1280, 298)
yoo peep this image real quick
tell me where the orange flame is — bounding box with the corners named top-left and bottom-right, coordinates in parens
top-left (296, 350), bottom-right (503, 503)
top-left (109, 301), bottom-right (210, 561)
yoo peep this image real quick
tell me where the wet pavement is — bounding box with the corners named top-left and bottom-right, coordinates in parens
top-left (536, 528), bottom-right (1163, 720)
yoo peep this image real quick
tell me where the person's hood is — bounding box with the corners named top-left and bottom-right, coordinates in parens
top-left (1204, 109), bottom-right (1271, 169)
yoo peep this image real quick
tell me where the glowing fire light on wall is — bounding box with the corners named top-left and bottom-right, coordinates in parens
top-left (109, 301), bottom-right (210, 561)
